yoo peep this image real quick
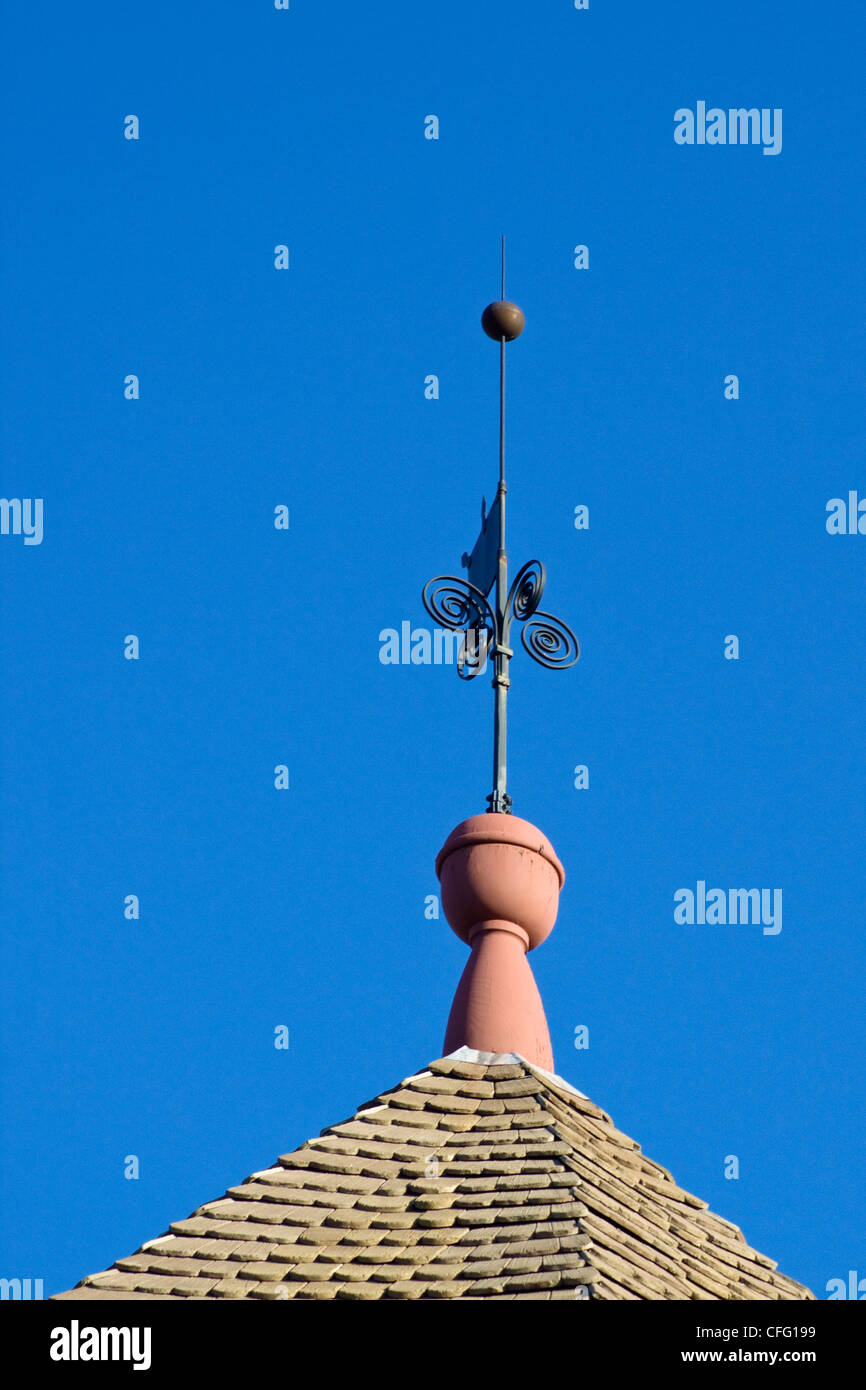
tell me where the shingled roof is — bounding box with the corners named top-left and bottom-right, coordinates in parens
top-left (53, 1050), bottom-right (813, 1302)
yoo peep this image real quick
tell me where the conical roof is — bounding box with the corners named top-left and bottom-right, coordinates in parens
top-left (53, 1050), bottom-right (813, 1302)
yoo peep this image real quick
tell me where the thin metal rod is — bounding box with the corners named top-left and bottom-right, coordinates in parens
top-left (499, 235), bottom-right (506, 505)
top-left (499, 338), bottom-right (506, 496)
top-left (490, 234), bottom-right (511, 813)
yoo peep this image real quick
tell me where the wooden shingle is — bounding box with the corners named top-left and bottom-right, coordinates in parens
top-left (52, 1052), bottom-right (814, 1302)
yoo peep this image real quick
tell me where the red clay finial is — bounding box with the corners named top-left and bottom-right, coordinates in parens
top-left (437, 813), bottom-right (565, 1070)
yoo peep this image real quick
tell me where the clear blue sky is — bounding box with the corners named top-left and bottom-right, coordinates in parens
top-left (1, 1), bottom-right (863, 1301)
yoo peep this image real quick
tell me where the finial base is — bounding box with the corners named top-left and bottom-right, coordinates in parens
top-left (443, 928), bottom-right (553, 1071)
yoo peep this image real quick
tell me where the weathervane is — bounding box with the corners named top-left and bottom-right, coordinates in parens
top-left (422, 238), bottom-right (579, 814)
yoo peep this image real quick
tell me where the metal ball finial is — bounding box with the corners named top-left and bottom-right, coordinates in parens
top-left (481, 300), bottom-right (525, 342)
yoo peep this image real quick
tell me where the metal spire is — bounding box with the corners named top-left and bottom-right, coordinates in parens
top-left (422, 240), bottom-right (579, 814)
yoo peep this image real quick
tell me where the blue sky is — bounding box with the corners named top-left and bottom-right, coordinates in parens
top-left (1, 1), bottom-right (863, 1301)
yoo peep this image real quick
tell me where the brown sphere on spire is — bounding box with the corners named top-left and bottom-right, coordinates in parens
top-left (481, 300), bottom-right (525, 341)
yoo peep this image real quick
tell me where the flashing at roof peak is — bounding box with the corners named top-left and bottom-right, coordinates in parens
top-left (441, 1046), bottom-right (589, 1100)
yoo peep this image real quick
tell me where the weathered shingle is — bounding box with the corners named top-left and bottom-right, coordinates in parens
top-left (52, 1052), bottom-right (813, 1301)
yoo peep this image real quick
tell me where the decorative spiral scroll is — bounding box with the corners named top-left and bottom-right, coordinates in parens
top-left (422, 575), bottom-right (495, 682)
top-left (520, 609), bottom-right (580, 669)
top-left (422, 574), bottom-right (489, 631)
top-left (507, 559), bottom-right (546, 624)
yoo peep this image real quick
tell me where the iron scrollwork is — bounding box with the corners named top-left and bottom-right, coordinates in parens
top-left (421, 575), bottom-right (496, 681)
top-left (423, 560), bottom-right (578, 679)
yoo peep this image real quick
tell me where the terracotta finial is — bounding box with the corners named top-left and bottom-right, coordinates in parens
top-left (436, 813), bottom-right (565, 1070)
